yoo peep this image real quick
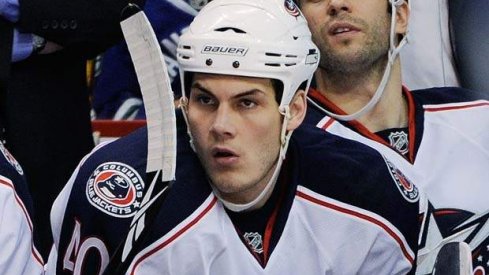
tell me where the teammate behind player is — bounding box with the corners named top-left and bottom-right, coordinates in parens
top-left (46, 0), bottom-right (422, 273)
top-left (295, 0), bottom-right (489, 273)
top-left (0, 142), bottom-right (43, 274)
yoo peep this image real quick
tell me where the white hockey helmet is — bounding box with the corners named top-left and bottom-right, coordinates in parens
top-left (177, 0), bottom-right (319, 110)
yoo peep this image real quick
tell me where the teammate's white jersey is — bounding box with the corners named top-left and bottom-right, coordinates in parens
top-left (0, 144), bottom-right (44, 274)
top-left (306, 86), bottom-right (489, 274)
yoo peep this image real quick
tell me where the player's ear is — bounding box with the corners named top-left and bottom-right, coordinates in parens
top-left (395, 1), bottom-right (409, 36)
top-left (286, 89), bottom-right (307, 131)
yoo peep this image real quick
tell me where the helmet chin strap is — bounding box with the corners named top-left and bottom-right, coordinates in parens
top-left (311, 0), bottom-right (408, 122)
top-left (179, 97), bottom-right (197, 152)
top-left (211, 106), bottom-right (292, 212)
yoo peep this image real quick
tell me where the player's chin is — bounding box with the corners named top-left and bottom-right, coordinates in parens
top-left (209, 173), bottom-right (249, 194)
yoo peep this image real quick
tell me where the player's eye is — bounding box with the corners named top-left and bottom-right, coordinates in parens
top-left (195, 94), bottom-right (216, 106)
top-left (239, 99), bottom-right (257, 109)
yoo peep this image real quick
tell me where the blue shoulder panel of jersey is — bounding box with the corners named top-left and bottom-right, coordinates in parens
top-left (290, 124), bottom-right (421, 252)
top-left (57, 111), bottom-right (211, 274)
top-left (303, 100), bottom-right (326, 128)
top-left (0, 144), bottom-right (34, 219)
top-left (411, 86), bottom-right (489, 105)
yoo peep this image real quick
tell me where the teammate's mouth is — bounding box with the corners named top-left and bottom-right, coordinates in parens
top-left (328, 22), bottom-right (360, 36)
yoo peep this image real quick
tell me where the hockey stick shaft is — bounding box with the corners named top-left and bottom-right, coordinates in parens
top-left (103, 4), bottom-right (177, 274)
top-left (432, 241), bottom-right (473, 275)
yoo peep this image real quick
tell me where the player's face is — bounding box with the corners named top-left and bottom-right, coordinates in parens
top-left (298, 0), bottom-right (391, 73)
top-left (186, 73), bottom-right (282, 204)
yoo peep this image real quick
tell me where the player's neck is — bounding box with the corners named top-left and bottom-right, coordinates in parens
top-left (316, 59), bottom-right (408, 132)
top-left (218, 160), bottom-right (279, 212)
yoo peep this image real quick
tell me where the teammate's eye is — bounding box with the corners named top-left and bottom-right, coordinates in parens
top-left (303, 0), bottom-right (323, 4)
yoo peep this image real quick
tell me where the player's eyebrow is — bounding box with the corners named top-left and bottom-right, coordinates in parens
top-left (191, 82), bottom-right (213, 95)
top-left (191, 82), bottom-right (266, 99)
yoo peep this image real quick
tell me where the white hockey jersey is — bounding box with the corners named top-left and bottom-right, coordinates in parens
top-left (306, 86), bottom-right (489, 274)
top-left (46, 117), bottom-right (422, 274)
top-left (0, 143), bottom-right (44, 274)
top-left (127, 189), bottom-right (413, 274)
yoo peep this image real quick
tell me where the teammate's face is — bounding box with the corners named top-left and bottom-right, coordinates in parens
top-left (186, 73), bottom-right (282, 204)
top-left (298, 0), bottom-right (399, 73)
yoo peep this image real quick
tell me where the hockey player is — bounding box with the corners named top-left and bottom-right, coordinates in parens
top-left (295, 0), bottom-right (489, 273)
top-left (0, 142), bottom-right (44, 274)
top-left (46, 0), bottom-right (422, 273)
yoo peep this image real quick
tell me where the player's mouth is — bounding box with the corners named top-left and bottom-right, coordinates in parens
top-left (211, 147), bottom-right (239, 166)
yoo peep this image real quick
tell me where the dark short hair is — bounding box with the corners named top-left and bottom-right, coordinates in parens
top-left (271, 79), bottom-right (284, 104)
top-left (186, 72), bottom-right (285, 105)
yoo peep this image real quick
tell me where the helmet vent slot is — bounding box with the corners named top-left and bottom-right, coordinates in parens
top-left (265, 63), bottom-right (281, 67)
top-left (265, 52), bottom-right (281, 57)
top-left (214, 27), bottom-right (246, 34)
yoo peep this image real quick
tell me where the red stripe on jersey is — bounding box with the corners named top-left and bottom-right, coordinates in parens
top-left (31, 245), bottom-right (44, 267)
top-left (309, 87), bottom-right (418, 163)
top-left (434, 209), bottom-right (460, 216)
top-left (309, 88), bottom-right (389, 147)
top-left (297, 190), bottom-right (414, 264)
top-left (0, 177), bottom-right (44, 265)
top-left (320, 118), bottom-right (335, 130)
top-left (0, 178), bottom-right (33, 230)
top-left (425, 101), bottom-right (489, 112)
top-left (130, 196), bottom-right (218, 275)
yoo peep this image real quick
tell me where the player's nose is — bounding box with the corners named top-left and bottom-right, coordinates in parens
top-left (210, 104), bottom-right (236, 140)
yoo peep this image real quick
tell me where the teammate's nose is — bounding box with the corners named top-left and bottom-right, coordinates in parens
top-left (327, 0), bottom-right (351, 16)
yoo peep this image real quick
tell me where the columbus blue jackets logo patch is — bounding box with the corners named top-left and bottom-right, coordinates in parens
top-left (383, 157), bottom-right (419, 202)
top-left (284, 0), bottom-right (300, 17)
top-left (0, 143), bottom-right (23, 175)
top-left (86, 162), bottom-right (145, 217)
